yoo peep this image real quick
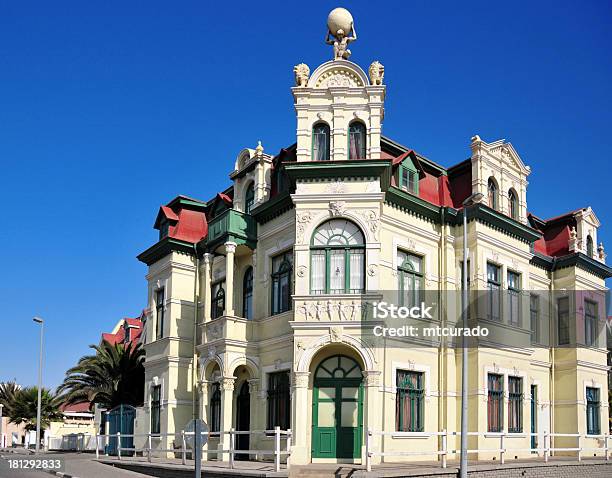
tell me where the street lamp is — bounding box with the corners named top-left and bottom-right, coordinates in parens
top-left (33, 317), bottom-right (44, 454)
top-left (460, 192), bottom-right (483, 478)
top-left (0, 403), bottom-right (4, 449)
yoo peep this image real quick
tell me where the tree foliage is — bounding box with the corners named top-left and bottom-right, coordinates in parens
top-left (57, 340), bottom-right (145, 410)
top-left (7, 386), bottom-right (62, 431)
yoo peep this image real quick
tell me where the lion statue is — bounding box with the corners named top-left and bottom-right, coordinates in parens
top-left (369, 61), bottom-right (384, 86)
top-left (293, 63), bottom-right (310, 87)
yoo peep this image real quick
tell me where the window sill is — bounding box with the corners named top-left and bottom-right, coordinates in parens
top-left (391, 432), bottom-right (429, 439)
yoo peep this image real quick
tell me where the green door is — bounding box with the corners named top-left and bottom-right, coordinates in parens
top-left (312, 355), bottom-right (363, 459)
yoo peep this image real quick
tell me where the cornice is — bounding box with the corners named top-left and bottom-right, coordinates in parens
top-left (285, 160), bottom-right (392, 190)
top-left (251, 192), bottom-right (294, 224)
top-left (137, 237), bottom-right (195, 266)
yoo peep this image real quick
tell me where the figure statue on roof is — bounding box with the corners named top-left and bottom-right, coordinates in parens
top-left (325, 8), bottom-right (357, 60)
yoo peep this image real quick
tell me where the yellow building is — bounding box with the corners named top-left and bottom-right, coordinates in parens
top-left (133, 12), bottom-right (610, 466)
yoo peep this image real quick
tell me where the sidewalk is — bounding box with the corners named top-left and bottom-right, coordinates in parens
top-left (96, 455), bottom-right (612, 478)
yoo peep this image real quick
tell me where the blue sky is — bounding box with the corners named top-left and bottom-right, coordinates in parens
top-left (1, 0), bottom-right (610, 389)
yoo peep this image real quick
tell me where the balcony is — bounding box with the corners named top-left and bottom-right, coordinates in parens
top-left (206, 209), bottom-right (257, 249)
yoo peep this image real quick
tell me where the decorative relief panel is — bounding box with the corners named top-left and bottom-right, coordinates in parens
top-left (297, 299), bottom-right (368, 321)
top-left (296, 211), bottom-right (313, 244)
top-left (358, 209), bottom-right (380, 240)
top-left (315, 69), bottom-right (364, 88)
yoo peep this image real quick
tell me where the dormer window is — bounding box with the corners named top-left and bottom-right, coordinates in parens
top-left (397, 155), bottom-right (419, 195)
top-left (159, 220), bottom-right (169, 240)
top-left (312, 124), bottom-right (330, 161)
top-left (348, 122), bottom-right (366, 159)
top-left (399, 167), bottom-right (417, 194)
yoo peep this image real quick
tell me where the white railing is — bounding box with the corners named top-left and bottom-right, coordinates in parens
top-left (93, 426), bottom-right (292, 472)
top-left (365, 429), bottom-right (611, 472)
top-left (46, 433), bottom-right (98, 452)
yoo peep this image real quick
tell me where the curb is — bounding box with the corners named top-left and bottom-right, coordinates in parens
top-left (45, 471), bottom-right (80, 478)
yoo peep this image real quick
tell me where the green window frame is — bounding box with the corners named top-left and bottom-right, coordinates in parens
top-left (586, 387), bottom-right (600, 435)
top-left (348, 122), bottom-right (366, 159)
top-left (398, 251), bottom-right (423, 307)
top-left (155, 288), bottom-right (165, 340)
top-left (584, 299), bottom-right (597, 347)
top-left (267, 372), bottom-right (291, 430)
top-left (312, 123), bottom-right (330, 161)
top-left (243, 267), bottom-right (253, 320)
top-left (557, 296), bottom-right (570, 345)
top-left (396, 370), bottom-right (424, 432)
top-left (508, 376), bottom-right (523, 433)
top-left (530, 294), bottom-right (539, 343)
top-left (487, 373), bottom-right (503, 432)
top-left (507, 270), bottom-right (521, 326)
top-left (310, 219), bottom-right (365, 295)
top-left (487, 263), bottom-right (501, 321)
top-left (150, 385), bottom-right (161, 434)
top-left (398, 165), bottom-right (419, 194)
top-left (271, 251), bottom-right (293, 314)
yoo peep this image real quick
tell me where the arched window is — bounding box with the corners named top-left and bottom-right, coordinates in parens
top-left (245, 183), bottom-right (255, 214)
top-left (312, 123), bottom-right (330, 161)
top-left (211, 283), bottom-right (225, 319)
top-left (310, 219), bottom-right (365, 294)
top-left (397, 250), bottom-right (423, 308)
top-left (243, 267), bottom-right (253, 320)
top-left (488, 178), bottom-right (498, 210)
top-left (271, 251), bottom-right (292, 315)
top-left (508, 189), bottom-right (518, 220)
top-left (315, 355), bottom-right (362, 379)
top-left (210, 383), bottom-right (221, 432)
top-left (586, 235), bottom-right (594, 257)
top-left (348, 122), bottom-right (366, 159)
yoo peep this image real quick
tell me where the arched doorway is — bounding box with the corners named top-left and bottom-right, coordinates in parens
top-left (312, 355), bottom-right (363, 459)
top-left (236, 381), bottom-right (250, 460)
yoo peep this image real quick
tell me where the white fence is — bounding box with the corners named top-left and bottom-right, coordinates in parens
top-left (46, 433), bottom-right (98, 452)
top-left (365, 429), bottom-right (611, 471)
top-left (94, 427), bottom-right (292, 472)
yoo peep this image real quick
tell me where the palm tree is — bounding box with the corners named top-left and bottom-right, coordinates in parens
top-left (8, 387), bottom-right (62, 432)
top-left (57, 340), bottom-right (145, 410)
top-left (0, 380), bottom-right (21, 413)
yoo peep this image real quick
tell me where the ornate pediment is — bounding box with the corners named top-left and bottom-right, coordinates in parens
top-left (471, 135), bottom-right (531, 176)
top-left (308, 60), bottom-right (368, 89)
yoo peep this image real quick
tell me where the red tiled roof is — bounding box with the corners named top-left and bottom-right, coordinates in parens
top-left (60, 402), bottom-right (92, 413)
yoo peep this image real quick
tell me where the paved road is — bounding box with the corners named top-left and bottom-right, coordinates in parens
top-left (0, 451), bottom-right (151, 478)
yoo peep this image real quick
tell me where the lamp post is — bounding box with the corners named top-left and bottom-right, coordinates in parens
top-left (460, 192), bottom-right (483, 478)
top-left (33, 317), bottom-right (44, 454)
top-left (0, 403), bottom-right (4, 449)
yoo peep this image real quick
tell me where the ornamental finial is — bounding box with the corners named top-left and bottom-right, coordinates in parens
top-left (255, 140), bottom-right (264, 158)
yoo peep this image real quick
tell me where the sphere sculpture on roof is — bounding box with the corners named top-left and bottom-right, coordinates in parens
top-left (325, 8), bottom-right (357, 61)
